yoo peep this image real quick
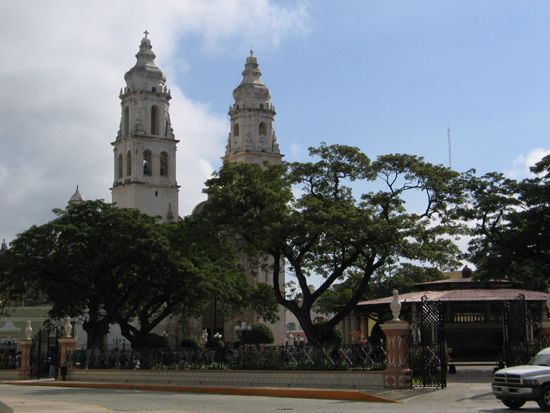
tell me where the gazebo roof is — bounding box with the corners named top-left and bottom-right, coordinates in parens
top-left (357, 288), bottom-right (549, 308)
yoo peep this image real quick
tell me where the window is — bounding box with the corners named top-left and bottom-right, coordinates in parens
top-left (160, 152), bottom-right (168, 176)
top-left (259, 122), bottom-right (267, 135)
top-left (117, 154), bottom-right (123, 179)
top-left (259, 104), bottom-right (264, 109)
top-left (286, 322), bottom-right (296, 331)
top-left (233, 123), bottom-right (240, 137)
top-left (151, 105), bottom-right (159, 135)
top-left (143, 150), bottom-right (152, 176)
top-left (126, 151), bottom-right (132, 176)
top-left (123, 107), bottom-right (129, 136)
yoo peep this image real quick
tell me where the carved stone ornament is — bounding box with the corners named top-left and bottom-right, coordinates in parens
top-left (24, 320), bottom-right (32, 340)
top-left (64, 317), bottom-right (72, 338)
top-left (390, 290), bottom-right (402, 321)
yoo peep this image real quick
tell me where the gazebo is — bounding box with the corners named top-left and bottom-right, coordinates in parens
top-left (341, 269), bottom-right (549, 361)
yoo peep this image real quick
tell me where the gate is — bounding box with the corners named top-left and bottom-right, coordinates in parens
top-left (30, 327), bottom-right (59, 379)
top-left (503, 294), bottom-right (528, 367)
top-left (411, 295), bottom-right (446, 388)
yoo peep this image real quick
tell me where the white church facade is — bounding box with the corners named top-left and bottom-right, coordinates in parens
top-left (106, 34), bottom-right (285, 346)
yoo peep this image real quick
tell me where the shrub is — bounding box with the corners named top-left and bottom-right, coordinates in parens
top-left (133, 334), bottom-right (168, 349)
top-left (240, 324), bottom-right (274, 345)
top-left (179, 337), bottom-right (199, 350)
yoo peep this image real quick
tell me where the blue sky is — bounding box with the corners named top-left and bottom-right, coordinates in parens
top-left (179, 1), bottom-right (550, 173)
top-left (0, 1), bottom-right (548, 242)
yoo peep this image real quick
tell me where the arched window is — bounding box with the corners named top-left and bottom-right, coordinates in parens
top-left (160, 152), bottom-right (168, 177)
top-left (123, 107), bottom-right (129, 136)
top-left (151, 105), bottom-right (159, 135)
top-left (259, 122), bottom-right (267, 135)
top-left (233, 123), bottom-right (240, 137)
top-left (143, 150), bottom-right (152, 176)
top-left (126, 151), bottom-right (132, 176)
top-left (117, 154), bottom-right (123, 179)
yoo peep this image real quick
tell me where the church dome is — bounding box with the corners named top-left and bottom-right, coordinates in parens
top-left (124, 34), bottom-right (166, 91)
top-left (68, 186), bottom-right (83, 204)
top-left (233, 51), bottom-right (271, 103)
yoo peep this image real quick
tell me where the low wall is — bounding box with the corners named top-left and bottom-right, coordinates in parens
top-left (67, 369), bottom-right (384, 389)
top-left (0, 370), bottom-right (20, 381)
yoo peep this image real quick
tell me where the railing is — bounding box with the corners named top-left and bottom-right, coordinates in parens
top-left (70, 343), bottom-right (386, 371)
top-left (451, 312), bottom-right (502, 323)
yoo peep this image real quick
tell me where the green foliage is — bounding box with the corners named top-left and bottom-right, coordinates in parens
top-left (2, 200), bottom-right (268, 349)
top-left (240, 323), bottom-right (274, 345)
top-left (463, 155), bottom-right (550, 291)
top-left (204, 143), bottom-right (467, 345)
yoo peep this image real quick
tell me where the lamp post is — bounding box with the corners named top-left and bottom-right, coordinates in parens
top-left (234, 322), bottom-right (252, 341)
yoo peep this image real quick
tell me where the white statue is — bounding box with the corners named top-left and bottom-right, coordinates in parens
top-left (24, 320), bottom-right (32, 340)
top-left (64, 317), bottom-right (72, 338)
top-left (200, 329), bottom-right (208, 346)
top-left (390, 289), bottom-right (402, 321)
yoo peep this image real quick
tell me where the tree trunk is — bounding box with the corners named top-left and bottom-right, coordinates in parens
top-left (83, 320), bottom-right (110, 350)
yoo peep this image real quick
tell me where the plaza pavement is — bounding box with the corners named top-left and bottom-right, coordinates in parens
top-left (0, 365), bottom-right (506, 413)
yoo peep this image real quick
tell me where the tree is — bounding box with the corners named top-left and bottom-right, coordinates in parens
top-left (464, 154), bottom-right (550, 291)
top-left (3, 201), bottom-right (179, 348)
top-left (2, 200), bottom-right (279, 349)
top-left (203, 143), bottom-right (466, 344)
top-left (316, 264), bottom-right (444, 315)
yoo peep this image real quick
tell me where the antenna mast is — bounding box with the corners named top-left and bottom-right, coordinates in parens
top-left (447, 126), bottom-right (452, 169)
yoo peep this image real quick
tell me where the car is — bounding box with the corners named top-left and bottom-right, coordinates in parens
top-left (492, 347), bottom-right (550, 410)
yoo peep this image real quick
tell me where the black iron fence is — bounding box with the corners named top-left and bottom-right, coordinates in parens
top-left (70, 343), bottom-right (386, 371)
top-left (0, 350), bottom-right (17, 369)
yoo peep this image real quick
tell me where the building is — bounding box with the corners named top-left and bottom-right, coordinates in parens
top-left (196, 50), bottom-right (286, 344)
top-left (108, 37), bottom-right (286, 345)
top-left (0, 35), bottom-right (288, 348)
top-left (111, 33), bottom-right (179, 223)
top-left (341, 267), bottom-right (549, 361)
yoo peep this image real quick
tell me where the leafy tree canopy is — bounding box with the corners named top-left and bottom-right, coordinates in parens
top-left (2, 200), bottom-right (277, 348)
top-left (463, 154), bottom-right (550, 291)
top-left (203, 143), bottom-right (467, 344)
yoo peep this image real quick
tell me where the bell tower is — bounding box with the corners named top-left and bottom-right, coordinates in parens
top-left (111, 33), bottom-right (179, 222)
top-left (223, 51), bottom-right (282, 165)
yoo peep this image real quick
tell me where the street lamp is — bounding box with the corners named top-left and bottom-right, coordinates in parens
top-left (234, 322), bottom-right (252, 340)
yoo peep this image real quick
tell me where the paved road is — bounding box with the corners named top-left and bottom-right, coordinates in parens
top-left (0, 381), bottom-right (541, 413)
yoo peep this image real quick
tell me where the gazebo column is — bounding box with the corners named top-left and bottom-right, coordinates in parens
top-left (381, 290), bottom-right (411, 389)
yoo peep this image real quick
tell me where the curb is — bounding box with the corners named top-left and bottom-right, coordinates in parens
top-left (1, 380), bottom-right (396, 403)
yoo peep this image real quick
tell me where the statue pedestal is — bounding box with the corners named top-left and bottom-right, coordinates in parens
top-left (381, 320), bottom-right (411, 389)
top-left (57, 337), bottom-right (79, 379)
top-left (17, 339), bottom-right (32, 379)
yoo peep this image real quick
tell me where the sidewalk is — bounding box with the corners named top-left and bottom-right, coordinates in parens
top-left (0, 365), bottom-right (496, 409)
top-left (1, 379), bottom-right (396, 403)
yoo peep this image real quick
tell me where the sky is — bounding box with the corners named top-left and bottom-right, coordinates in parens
top-left (0, 0), bottom-right (549, 243)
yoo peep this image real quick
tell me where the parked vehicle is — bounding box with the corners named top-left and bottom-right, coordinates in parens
top-left (492, 347), bottom-right (550, 410)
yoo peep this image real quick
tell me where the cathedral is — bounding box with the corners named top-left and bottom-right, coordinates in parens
top-left (102, 33), bottom-right (286, 345)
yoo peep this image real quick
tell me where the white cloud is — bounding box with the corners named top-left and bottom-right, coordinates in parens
top-left (0, 1), bottom-right (310, 241)
top-left (506, 147), bottom-right (550, 179)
